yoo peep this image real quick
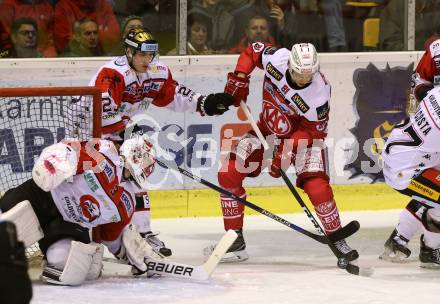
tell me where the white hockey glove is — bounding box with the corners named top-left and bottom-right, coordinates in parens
top-left (32, 142), bottom-right (78, 192)
top-left (115, 224), bottom-right (157, 274)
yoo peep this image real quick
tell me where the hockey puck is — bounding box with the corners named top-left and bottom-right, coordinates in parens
top-left (337, 258), bottom-right (348, 269)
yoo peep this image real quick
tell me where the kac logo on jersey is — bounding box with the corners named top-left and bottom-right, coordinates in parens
top-left (262, 101), bottom-right (292, 136)
top-left (80, 195), bottom-right (101, 222)
top-left (345, 63), bottom-right (413, 181)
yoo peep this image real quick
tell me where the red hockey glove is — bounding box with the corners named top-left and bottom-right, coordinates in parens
top-left (269, 153), bottom-right (282, 178)
top-left (269, 142), bottom-right (290, 178)
top-left (224, 72), bottom-right (250, 106)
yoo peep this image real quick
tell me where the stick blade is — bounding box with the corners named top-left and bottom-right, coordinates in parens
top-left (346, 263), bottom-right (374, 277)
top-left (203, 230), bottom-right (238, 276)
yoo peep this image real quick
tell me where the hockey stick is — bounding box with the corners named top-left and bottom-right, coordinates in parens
top-left (239, 101), bottom-right (370, 276)
top-left (154, 153), bottom-right (354, 244)
top-left (103, 230), bottom-right (237, 281)
top-left (278, 169), bottom-right (374, 276)
top-left (156, 157), bottom-right (324, 243)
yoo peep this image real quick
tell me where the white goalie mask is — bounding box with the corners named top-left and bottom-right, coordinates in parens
top-left (288, 43), bottom-right (319, 79)
top-left (120, 134), bottom-right (156, 190)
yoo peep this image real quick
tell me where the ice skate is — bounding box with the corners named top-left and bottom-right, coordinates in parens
top-left (419, 235), bottom-right (440, 269)
top-left (379, 229), bottom-right (411, 262)
top-left (204, 230), bottom-right (248, 263)
top-left (333, 239), bottom-right (359, 262)
top-left (141, 231), bottom-right (172, 257)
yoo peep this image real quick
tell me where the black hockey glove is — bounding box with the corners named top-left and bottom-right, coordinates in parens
top-left (198, 93), bottom-right (234, 116)
top-left (415, 84), bottom-right (434, 102)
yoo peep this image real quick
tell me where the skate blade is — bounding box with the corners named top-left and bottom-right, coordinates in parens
top-left (379, 249), bottom-right (409, 263)
top-left (219, 250), bottom-right (249, 263)
top-left (203, 245), bottom-right (248, 263)
top-left (420, 262), bottom-right (440, 269)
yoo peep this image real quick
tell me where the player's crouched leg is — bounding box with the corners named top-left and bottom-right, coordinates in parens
top-left (41, 239), bottom-right (104, 286)
top-left (39, 218), bottom-right (103, 286)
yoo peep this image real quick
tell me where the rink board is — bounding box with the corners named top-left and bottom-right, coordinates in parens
top-left (148, 183), bottom-right (408, 218)
top-left (0, 52), bottom-right (420, 214)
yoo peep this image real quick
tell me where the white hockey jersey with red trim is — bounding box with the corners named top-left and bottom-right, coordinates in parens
top-left (89, 56), bottom-right (203, 138)
top-left (235, 43), bottom-right (331, 139)
top-left (382, 87), bottom-right (440, 189)
top-left (50, 139), bottom-right (137, 251)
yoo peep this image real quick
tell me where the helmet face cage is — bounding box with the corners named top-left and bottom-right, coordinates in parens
top-left (120, 134), bottom-right (156, 190)
top-left (124, 29), bottom-right (159, 62)
top-left (288, 43), bottom-right (319, 78)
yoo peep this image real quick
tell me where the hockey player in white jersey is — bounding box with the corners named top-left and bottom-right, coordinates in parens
top-left (207, 42), bottom-right (358, 262)
top-left (380, 86), bottom-right (440, 267)
top-left (87, 28), bottom-right (235, 259)
top-left (0, 135), bottom-right (162, 285)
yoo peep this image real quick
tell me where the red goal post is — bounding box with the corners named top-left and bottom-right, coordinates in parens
top-left (0, 86), bottom-right (102, 259)
top-left (0, 86), bottom-right (102, 190)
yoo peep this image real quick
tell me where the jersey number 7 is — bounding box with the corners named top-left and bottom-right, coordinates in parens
top-left (385, 118), bottom-right (422, 154)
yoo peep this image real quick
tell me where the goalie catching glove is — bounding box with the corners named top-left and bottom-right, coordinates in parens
top-left (32, 142), bottom-right (78, 192)
top-left (115, 224), bottom-right (161, 274)
top-left (197, 92), bottom-right (234, 116)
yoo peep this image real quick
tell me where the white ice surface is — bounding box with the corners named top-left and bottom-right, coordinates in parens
top-left (30, 210), bottom-right (440, 304)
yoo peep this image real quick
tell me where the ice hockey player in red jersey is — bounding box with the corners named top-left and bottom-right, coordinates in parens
top-left (88, 28), bottom-right (234, 259)
top-left (206, 42), bottom-right (358, 262)
top-left (411, 35), bottom-right (440, 104)
top-left (0, 134), bottom-right (161, 285)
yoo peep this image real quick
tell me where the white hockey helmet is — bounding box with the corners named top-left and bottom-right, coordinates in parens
top-left (120, 134), bottom-right (155, 190)
top-left (288, 43), bottom-right (319, 76)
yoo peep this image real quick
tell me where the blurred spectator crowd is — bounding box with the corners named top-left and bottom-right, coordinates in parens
top-left (0, 0), bottom-right (439, 59)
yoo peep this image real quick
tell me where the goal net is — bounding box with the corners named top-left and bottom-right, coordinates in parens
top-left (0, 86), bottom-right (102, 263)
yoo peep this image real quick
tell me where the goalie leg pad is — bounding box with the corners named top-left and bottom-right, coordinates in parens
top-left (0, 200), bottom-right (44, 247)
top-left (42, 240), bottom-right (102, 286)
top-left (87, 242), bottom-right (104, 280)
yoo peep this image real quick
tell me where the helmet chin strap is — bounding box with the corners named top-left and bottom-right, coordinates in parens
top-left (125, 47), bottom-right (137, 71)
